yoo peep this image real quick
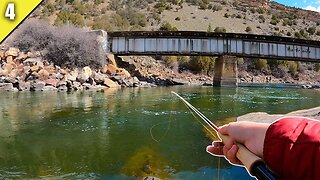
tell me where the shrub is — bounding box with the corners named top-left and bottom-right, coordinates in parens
top-left (288, 61), bottom-right (298, 76)
top-left (307, 27), bottom-right (316, 35)
top-left (245, 26), bottom-right (252, 32)
top-left (212, 4), bottom-right (222, 12)
top-left (258, 15), bottom-right (265, 23)
top-left (315, 63), bottom-right (320, 72)
top-left (175, 17), bottom-right (181, 21)
top-left (224, 13), bottom-right (229, 18)
top-left (287, 31), bottom-right (292, 36)
top-left (255, 59), bottom-right (268, 71)
top-left (159, 21), bottom-right (178, 31)
top-left (214, 27), bottom-right (226, 33)
top-left (294, 31), bottom-right (302, 38)
top-left (189, 56), bottom-right (215, 75)
top-left (317, 30), bottom-right (320, 36)
top-left (270, 19), bottom-right (278, 25)
top-left (163, 56), bottom-right (179, 70)
top-left (9, 19), bottom-right (105, 69)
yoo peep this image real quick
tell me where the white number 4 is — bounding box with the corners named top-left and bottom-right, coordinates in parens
top-left (5, 3), bottom-right (15, 20)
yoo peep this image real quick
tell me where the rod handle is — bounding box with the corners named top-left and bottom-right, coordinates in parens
top-left (219, 133), bottom-right (263, 176)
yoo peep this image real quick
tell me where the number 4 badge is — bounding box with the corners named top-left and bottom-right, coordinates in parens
top-left (0, 0), bottom-right (44, 44)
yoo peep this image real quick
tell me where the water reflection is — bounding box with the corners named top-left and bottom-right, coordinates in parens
top-left (0, 87), bottom-right (319, 179)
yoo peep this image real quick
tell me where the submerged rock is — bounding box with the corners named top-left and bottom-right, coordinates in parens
top-left (104, 78), bottom-right (120, 88)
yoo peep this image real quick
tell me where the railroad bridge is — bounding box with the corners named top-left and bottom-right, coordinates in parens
top-left (103, 31), bottom-right (320, 86)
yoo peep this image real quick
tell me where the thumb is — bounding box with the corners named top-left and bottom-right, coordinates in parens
top-left (218, 124), bottom-right (230, 135)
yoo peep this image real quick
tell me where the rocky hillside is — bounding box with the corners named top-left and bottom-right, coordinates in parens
top-left (32, 0), bottom-right (320, 40)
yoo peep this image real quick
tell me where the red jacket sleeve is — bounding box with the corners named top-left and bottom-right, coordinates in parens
top-left (263, 117), bottom-right (320, 179)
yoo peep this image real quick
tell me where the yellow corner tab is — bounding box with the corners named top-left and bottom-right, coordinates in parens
top-left (0, 0), bottom-right (43, 44)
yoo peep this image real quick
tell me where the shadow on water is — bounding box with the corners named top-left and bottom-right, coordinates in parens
top-left (0, 86), bottom-right (319, 179)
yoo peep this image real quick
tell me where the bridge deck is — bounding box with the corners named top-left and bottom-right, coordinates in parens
top-left (107, 31), bottom-right (320, 62)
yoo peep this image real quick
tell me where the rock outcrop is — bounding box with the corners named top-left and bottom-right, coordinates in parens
top-left (237, 106), bottom-right (320, 123)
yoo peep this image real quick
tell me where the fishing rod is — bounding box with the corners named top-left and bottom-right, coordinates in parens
top-left (171, 91), bottom-right (277, 180)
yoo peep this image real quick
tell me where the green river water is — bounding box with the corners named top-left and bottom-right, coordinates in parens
top-left (0, 86), bottom-right (319, 179)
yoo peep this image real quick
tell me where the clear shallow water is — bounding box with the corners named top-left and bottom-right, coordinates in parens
top-left (0, 86), bottom-right (319, 179)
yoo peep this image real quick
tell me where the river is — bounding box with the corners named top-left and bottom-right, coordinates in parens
top-left (0, 86), bottom-right (319, 179)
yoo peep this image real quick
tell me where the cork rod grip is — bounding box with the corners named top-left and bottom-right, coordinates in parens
top-left (219, 133), bottom-right (263, 176)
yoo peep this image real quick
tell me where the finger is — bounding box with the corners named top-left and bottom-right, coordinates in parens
top-left (206, 145), bottom-right (224, 156)
top-left (222, 137), bottom-right (234, 156)
top-left (226, 145), bottom-right (242, 165)
top-left (212, 141), bottom-right (224, 147)
top-left (218, 124), bottom-right (229, 135)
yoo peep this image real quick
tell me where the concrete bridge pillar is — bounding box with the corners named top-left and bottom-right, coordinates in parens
top-left (213, 55), bottom-right (238, 87)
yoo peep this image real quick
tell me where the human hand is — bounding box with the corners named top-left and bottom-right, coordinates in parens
top-left (206, 121), bottom-right (269, 165)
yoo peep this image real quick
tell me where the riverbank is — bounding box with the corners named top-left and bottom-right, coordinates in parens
top-left (1, 46), bottom-right (320, 91)
top-left (0, 47), bottom-right (215, 91)
top-left (237, 106), bottom-right (320, 123)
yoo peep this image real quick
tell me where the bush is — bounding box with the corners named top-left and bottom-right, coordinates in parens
top-left (258, 15), bottom-right (265, 23)
top-left (163, 56), bottom-right (179, 70)
top-left (212, 4), bottom-right (222, 12)
top-left (255, 59), bottom-right (268, 71)
top-left (288, 61), bottom-right (298, 76)
top-left (9, 19), bottom-right (104, 69)
top-left (307, 27), bottom-right (316, 35)
top-left (189, 56), bottom-right (215, 75)
top-left (159, 21), bottom-right (178, 31)
top-left (315, 63), bottom-right (320, 72)
top-left (175, 17), bottom-right (181, 21)
top-left (245, 26), bottom-right (252, 32)
top-left (214, 27), bottom-right (226, 33)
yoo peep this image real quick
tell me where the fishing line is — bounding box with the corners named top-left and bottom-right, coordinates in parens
top-left (178, 95), bottom-right (217, 139)
top-left (149, 95), bottom-right (175, 143)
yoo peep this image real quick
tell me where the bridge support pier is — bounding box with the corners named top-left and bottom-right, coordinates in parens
top-left (213, 55), bottom-right (238, 87)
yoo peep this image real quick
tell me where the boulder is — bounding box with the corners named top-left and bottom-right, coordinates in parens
top-left (45, 78), bottom-right (58, 87)
top-left (72, 81), bottom-right (82, 91)
top-left (38, 69), bottom-right (50, 80)
top-left (103, 64), bottom-right (117, 75)
top-left (82, 83), bottom-right (93, 90)
top-left (1, 63), bottom-right (14, 75)
top-left (8, 69), bottom-right (20, 79)
top-left (5, 47), bottom-right (19, 57)
top-left (23, 57), bottom-right (42, 66)
top-left (104, 78), bottom-right (120, 88)
top-left (26, 72), bottom-right (39, 81)
top-left (57, 81), bottom-right (67, 88)
top-left (23, 66), bottom-right (31, 74)
top-left (18, 81), bottom-right (31, 91)
top-left (5, 77), bottom-right (18, 84)
top-left (0, 83), bottom-right (14, 91)
top-left (82, 66), bottom-right (92, 77)
top-left (93, 72), bottom-right (106, 84)
top-left (0, 50), bottom-right (4, 58)
top-left (42, 86), bottom-right (58, 91)
top-left (6, 56), bottom-right (13, 63)
top-left (77, 72), bottom-right (89, 84)
top-left (170, 78), bottom-right (190, 85)
top-left (117, 68), bottom-right (131, 78)
top-left (31, 65), bottom-right (40, 72)
top-left (88, 77), bottom-right (96, 85)
top-left (59, 68), bottom-right (68, 75)
top-left (107, 54), bottom-right (118, 67)
top-left (16, 53), bottom-right (28, 61)
top-left (31, 81), bottom-right (46, 91)
top-left (58, 85), bottom-right (68, 91)
top-left (67, 71), bottom-right (78, 81)
top-left (44, 65), bottom-right (55, 74)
